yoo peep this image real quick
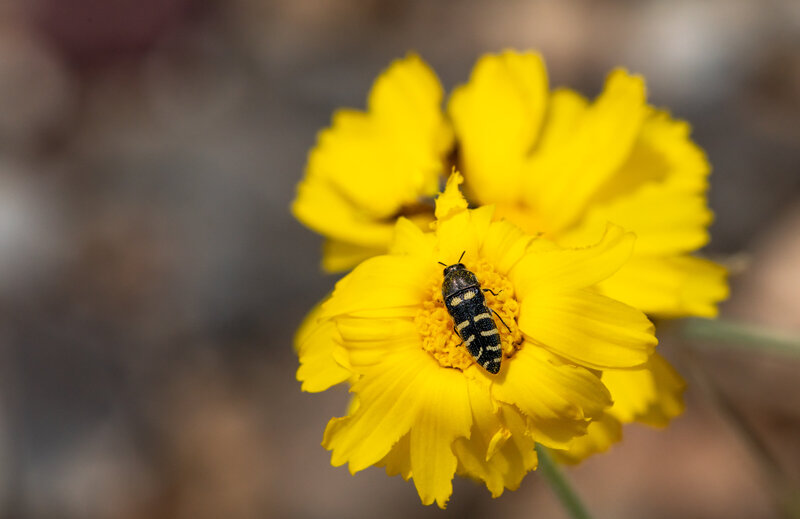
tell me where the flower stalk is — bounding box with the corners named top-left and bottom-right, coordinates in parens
top-left (682, 318), bottom-right (800, 357)
top-left (536, 444), bottom-right (593, 519)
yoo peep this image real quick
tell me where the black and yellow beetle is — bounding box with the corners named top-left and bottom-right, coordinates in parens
top-left (440, 252), bottom-right (510, 374)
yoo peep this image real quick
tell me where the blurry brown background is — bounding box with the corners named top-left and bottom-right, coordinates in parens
top-left (0, 1), bottom-right (799, 518)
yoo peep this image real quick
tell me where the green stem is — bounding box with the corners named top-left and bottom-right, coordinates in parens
top-left (535, 444), bottom-right (593, 519)
top-left (682, 318), bottom-right (800, 356)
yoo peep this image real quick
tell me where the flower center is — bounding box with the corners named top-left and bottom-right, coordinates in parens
top-left (415, 258), bottom-right (524, 371)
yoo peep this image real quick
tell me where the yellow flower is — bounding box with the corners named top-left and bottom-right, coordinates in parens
top-left (296, 173), bottom-right (659, 507)
top-left (292, 50), bottom-right (727, 319)
top-left (448, 52), bottom-right (727, 319)
top-left (292, 51), bottom-right (727, 464)
top-left (291, 54), bottom-right (453, 272)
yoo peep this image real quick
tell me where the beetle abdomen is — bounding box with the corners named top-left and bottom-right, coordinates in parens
top-left (445, 287), bottom-right (502, 374)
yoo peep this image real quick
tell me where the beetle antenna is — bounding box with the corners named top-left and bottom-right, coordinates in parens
top-left (457, 250), bottom-right (466, 263)
top-left (437, 261), bottom-right (447, 266)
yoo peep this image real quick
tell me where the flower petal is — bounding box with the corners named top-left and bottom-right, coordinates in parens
top-left (378, 432), bottom-right (412, 480)
top-left (480, 219), bottom-right (537, 276)
top-left (335, 316), bottom-right (419, 368)
top-left (453, 375), bottom-right (538, 498)
top-left (518, 288), bottom-right (657, 369)
top-left (323, 349), bottom-right (434, 473)
top-left (589, 108), bottom-right (710, 205)
top-left (434, 171), bottom-right (469, 221)
top-left (524, 69), bottom-right (648, 231)
top-left (293, 173), bottom-right (396, 248)
top-left (369, 54), bottom-right (455, 161)
top-left (390, 217), bottom-right (437, 257)
top-left (551, 413), bottom-right (623, 464)
top-left (561, 183), bottom-right (713, 255)
top-left (449, 50), bottom-right (549, 205)
top-left (511, 224), bottom-right (635, 300)
top-left (492, 346), bottom-right (611, 448)
top-left (603, 353), bottom-right (686, 426)
top-left (409, 361), bottom-right (473, 508)
top-left (598, 255), bottom-right (729, 317)
top-left (322, 239), bottom-right (386, 272)
top-left (436, 204), bottom-right (495, 266)
top-left (293, 53), bottom-right (453, 271)
top-left (493, 405), bottom-right (539, 490)
top-left (295, 304), bottom-right (352, 392)
top-left (526, 89), bottom-right (588, 156)
top-left (321, 255), bottom-right (434, 319)
top-left (452, 373), bottom-right (509, 497)
top-left (312, 55), bottom-right (452, 218)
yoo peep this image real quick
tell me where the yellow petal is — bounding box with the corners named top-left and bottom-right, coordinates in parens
top-left (449, 51), bottom-right (549, 205)
top-left (293, 53), bottom-right (453, 271)
top-left (518, 288), bottom-right (657, 369)
top-left (335, 316), bottom-right (419, 368)
top-left (457, 412), bottom-right (537, 499)
top-left (433, 171), bottom-right (492, 263)
top-left (295, 304), bottom-right (352, 392)
top-left (480, 219), bottom-right (537, 276)
top-left (452, 373), bottom-right (509, 497)
top-left (454, 376), bottom-right (538, 498)
top-left (598, 254), bottom-right (729, 318)
top-left (492, 346), bottom-right (611, 448)
top-left (497, 89), bottom-right (589, 235)
top-left (494, 405), bottom-right (539, 490)
top-left (312, 55), bottom-right (452, 218)
top-left (604, 353), bottom-right (686, 426)
top-left (321, 254), bottom-right (434, 319)
top-left (511, 224), bottom-right (635, 300)
top-left (390, 217), bottom-right (437, 257)
top-left (323, 349), bottom-right (435, 473)
top-left (322, 239), bottom-right (386, 272)
top-left (527, 89), bottom-right (588, 156)
top-left (561, 182), bottom-right (713, 255)
top-left (294, 300), bottom-right (323, 353)
top-left (551, 413), bottom-right (623, 464)
top-left (677, 256), bottom-right (729, 318)
top-left (293, 172), bottom-right (396, 248)
top-left (436, 204), bottom-right (495, 266)
top-left (369, 54), bottom-right (455, 160)
top-left (591, 108), bottom-right (710, 204)
top-left (524, 69), bottom-right (648, 231)
top-left (318, 213), bottom-right (436, 273)
top-left (434, 171), bottom-right (468, 221)
top-left (409, 361), bottom-right (472, 508)
top-left (378, 432), bottom-right (412, 480)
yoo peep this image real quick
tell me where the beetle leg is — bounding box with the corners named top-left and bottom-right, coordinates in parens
top-left (452, 325), bottom-right (463, 347)
top-left (483, 288), bottom-right (502, 296)
top-left (490, 308), bottom-right (512, 333)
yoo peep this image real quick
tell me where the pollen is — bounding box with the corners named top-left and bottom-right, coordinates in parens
top-left (415, 258), bottom-right (523, 371)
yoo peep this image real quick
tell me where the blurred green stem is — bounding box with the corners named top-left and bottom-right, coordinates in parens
top-left (535, 444), bottom-right (593, 519)
top-left (682, 318), bottom-right (800, 356)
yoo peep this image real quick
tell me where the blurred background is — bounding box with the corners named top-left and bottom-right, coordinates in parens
top-left (0, 0), bottom-right (798, 517)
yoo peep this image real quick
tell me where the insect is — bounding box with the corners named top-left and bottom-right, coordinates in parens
top-left (440, 252), bottom-right (511, 374)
